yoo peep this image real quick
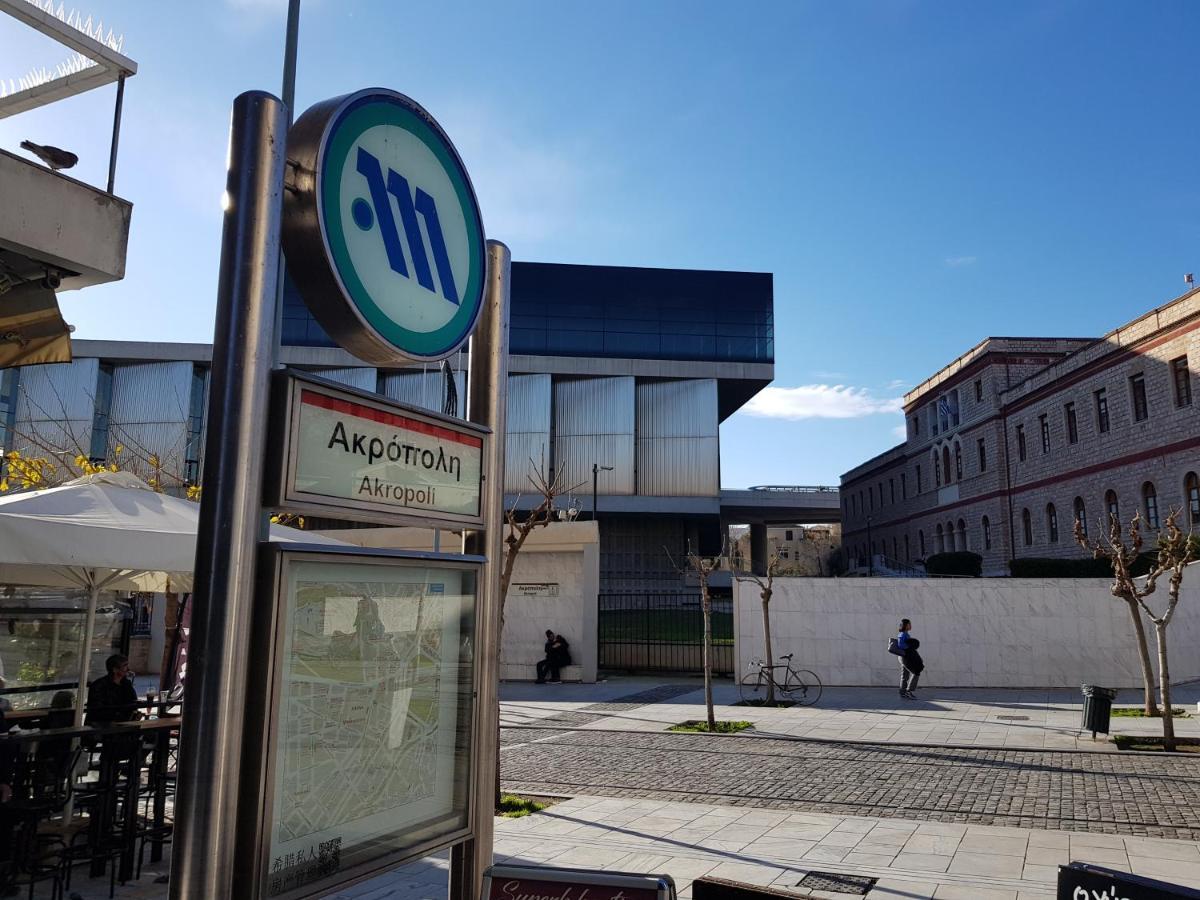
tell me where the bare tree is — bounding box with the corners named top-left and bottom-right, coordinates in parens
top-left (683, 543), bottom-right (726, 731)
top-left (498, 462), bottom-right (580, 635)
top-left (1074, 513), bottom-right (1160, 717)
top-left (490, 461), bottom-right (580, 807)
top-left (1127, 510), bottom-right (1196, 751)
top-left (736, 553), bottom-right (782, 704)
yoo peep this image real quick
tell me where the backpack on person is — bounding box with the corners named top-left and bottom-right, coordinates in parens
top-left (887, 637), bottom-right (903, 656)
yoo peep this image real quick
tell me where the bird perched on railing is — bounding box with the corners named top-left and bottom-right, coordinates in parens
top-left (19, 140), bottom-right (78, 171)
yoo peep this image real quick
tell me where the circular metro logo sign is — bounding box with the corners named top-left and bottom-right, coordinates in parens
top-left (284, 89), bottom-right (486, 365)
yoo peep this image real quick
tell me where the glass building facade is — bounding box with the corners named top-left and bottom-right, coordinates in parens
top-left (282, 262), bottom-right (774, 364)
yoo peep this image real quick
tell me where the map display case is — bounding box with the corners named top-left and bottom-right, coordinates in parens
top-left (245, 545), bottom-right (480, 899)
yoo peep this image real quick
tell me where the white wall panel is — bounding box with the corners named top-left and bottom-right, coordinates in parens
top-left (637, 437), bottom-right (719, 496)
top-left (735, 574), bottom-right (1200, 688)
top-left (309, 367), bottom-right (378, 393)
top-left (636, 379), bottom-right (718, 438)
top-left (636, 379), bottom-right (719, 496)
top-left (554, 435), bottom-right (636, 496)
top-left (379, 368), bottom-right (467, 414)
top-left (12, 358), bottom-right (99, 458)
top-left (505, 374), bottom-right (551, 491)
top-left (109, 362), bottom-right (194, 480)
top-left (554, 377), bottom-right (635, 495)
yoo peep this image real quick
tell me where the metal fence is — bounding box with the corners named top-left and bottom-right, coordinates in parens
top-left (598, 592), bottom-right (734, 673)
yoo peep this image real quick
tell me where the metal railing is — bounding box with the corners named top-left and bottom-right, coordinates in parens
top-left (747, 485), bottom-right (839, 493)
top-left (598, 592), bottom-right (734, 673)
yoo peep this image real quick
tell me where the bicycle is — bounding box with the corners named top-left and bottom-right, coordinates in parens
top-left (738, 653), bottom-right (822, 706)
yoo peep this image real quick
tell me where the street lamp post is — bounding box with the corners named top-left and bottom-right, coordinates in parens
top-left (592, 463), bottom-right (613, 522)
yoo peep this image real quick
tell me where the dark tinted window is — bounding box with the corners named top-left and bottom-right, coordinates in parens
top-left (281, 264), bottom-right (773, 365)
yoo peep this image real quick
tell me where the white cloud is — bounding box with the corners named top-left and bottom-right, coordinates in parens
top-left (744, 385), bottom-right (904, 421)
top-left (891, 424), bottom-right (908, 439)
top-left (944, 255), bottom-right (977, 267)
top-left (886, 378), bottom-right (910, 391)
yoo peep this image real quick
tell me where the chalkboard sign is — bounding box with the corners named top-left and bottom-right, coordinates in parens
top-left (1059, 863), bottom-right (1200, 900)
top-left (483, 864), bottom-right (675, 900)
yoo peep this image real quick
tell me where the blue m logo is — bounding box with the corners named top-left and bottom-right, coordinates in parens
top-left (352, 147), bottom-right (460, 305)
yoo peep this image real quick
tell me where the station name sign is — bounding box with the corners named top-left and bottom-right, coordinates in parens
top-left (267, 372), bottom-right (487, 528)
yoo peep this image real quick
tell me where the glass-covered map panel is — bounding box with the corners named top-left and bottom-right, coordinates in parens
top-left (264, 556), bottom-right (476, 898)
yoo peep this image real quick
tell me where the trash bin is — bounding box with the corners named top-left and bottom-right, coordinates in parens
top-left (1081, 685), bottom-right (1118, 739)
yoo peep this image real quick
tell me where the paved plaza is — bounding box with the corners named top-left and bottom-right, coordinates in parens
top-left (32, 677), bottom-right (1200, 899)
top-left (499, 676), bottom-right (1200, 751)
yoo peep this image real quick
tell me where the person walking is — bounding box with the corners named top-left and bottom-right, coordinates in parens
top-left (897, 618), bottom-right (924, 699)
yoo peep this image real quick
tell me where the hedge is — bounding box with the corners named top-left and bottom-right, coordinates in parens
top-left (1008, 553), bottom-right (1157, 578)
top-left (924, 551), bottom-right (982, 577)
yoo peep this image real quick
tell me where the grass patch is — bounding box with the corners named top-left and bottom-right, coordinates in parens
top-left (736, 699), bottom-right (796, 708)
top-left (497, 794), bottom-right (548, 818)
top-left (1111, 707), bottom-right (1189, 718)
top-left (1112, 735), bottom-right (1200, 753)
top-left (668, 719), bottom-right (753, 734)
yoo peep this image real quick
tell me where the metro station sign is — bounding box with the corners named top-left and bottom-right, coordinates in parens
top-left (282, 88), bottom-right (487, 365)
top-left (266, 371), bottom-right (487, 528)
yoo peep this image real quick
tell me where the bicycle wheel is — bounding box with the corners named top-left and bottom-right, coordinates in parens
top-left (782, 669), bottom-right (822, 706)
top-left (738, 671), bottom-right (768, 704)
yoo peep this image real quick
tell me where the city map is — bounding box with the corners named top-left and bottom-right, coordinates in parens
top-left (267, 560), bottom-right (474, 889)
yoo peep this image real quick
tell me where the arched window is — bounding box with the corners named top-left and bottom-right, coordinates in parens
top-left (1187, 472), bottom-right (1200, 527)
top-left (919, 530), bottom-right (926, 556)
top-left (982, 515), bottom-right (991, 550)
top-left (957, 518), bottom-right (967, 551)
top-left (933, 451), bottom-right (941, 487)
top-left (1074, 496), bottom-right (1087, 538)
top-left (892, 537), bottom-right (898, 559)
top-left (947, 521), bottom-right (957, 551)
top-left (1105, 489), bottom-right (1120, 525)
top-left (1022, 508), bottom-right (1033, 546)
top-left (904, 534), bottom-right (911, 562)
top-left (1142, 482), bottom-right (1159, 530)
top-left (942, 445), bottom-right (952, 484)
top-left (954, 443), bottom-right (963, 481)
top-left (936, 523), bottom-right (945, 554)
top-left (1046, 503), bottom-right (1059, 543)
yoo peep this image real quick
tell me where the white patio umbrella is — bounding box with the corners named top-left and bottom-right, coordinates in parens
top-left (0, 470), bottom-right (346, 724)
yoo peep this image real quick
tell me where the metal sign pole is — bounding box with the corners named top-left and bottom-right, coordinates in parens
top-left (170, 90), bottom-right (288, 900)
top-left (450, 239), bottom-right (510, 900)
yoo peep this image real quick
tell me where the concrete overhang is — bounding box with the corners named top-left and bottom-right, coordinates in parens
top-left (505, 493), bottom-right (721, 517)
top-left (0, 148), bottom-right (132, 290)
top-left (719, 487), bottom-right (841, 525)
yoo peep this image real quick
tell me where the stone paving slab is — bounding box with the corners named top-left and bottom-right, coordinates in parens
top-left (47, 796), bottom-right (1200, 900)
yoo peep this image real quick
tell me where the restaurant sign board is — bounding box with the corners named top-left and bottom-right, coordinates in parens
top-left (1058, 863), bottom-right (1200, 900)
top-left (266, 371), bottom-right (487, 529)
top-left (483, 864), bottom-right (676, 900)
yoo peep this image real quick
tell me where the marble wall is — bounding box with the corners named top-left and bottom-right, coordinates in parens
top-left (734, 568), bottom-right (1200, 688)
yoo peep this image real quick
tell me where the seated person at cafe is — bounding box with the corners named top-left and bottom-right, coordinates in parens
top-left (86, 654), bottom-right (140, 726)
top-left (35, 691), bottom-right (75, 777)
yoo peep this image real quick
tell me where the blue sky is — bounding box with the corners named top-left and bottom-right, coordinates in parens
top-left (3, 1), bottom-right (1198, 489)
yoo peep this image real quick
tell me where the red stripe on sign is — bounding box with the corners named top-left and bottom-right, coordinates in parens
top-left (300, 390), bottom-right (483, 448)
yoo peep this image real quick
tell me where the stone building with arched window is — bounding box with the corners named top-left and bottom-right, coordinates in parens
top-left (841, 287), bottom-right (1200, 575)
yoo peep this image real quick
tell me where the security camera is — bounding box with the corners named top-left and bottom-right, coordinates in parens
top-left (42, 270), bottom-right (61, 290)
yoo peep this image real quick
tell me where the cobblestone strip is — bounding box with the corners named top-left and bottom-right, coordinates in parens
top-left (501, 729), bottom-right (1200, 840)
